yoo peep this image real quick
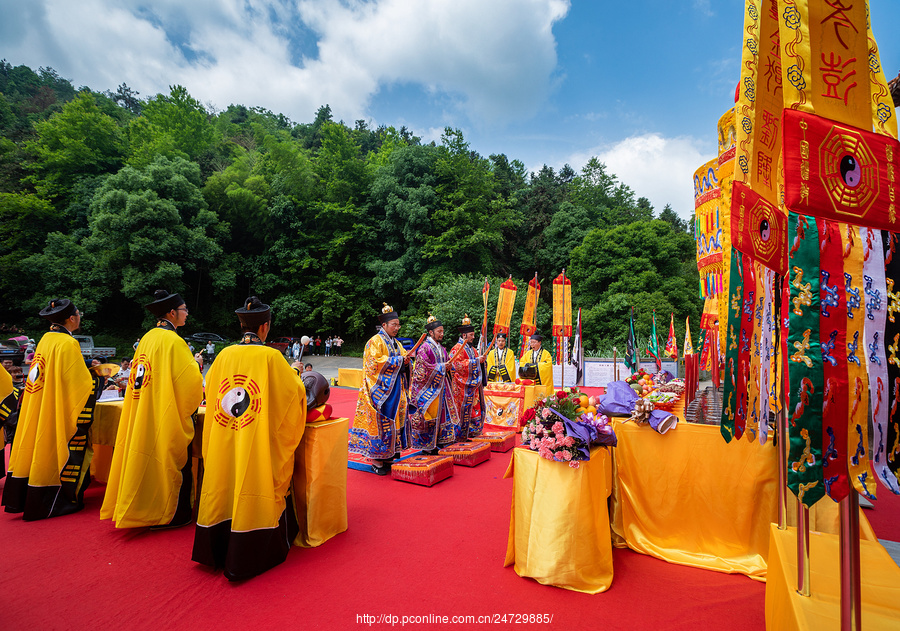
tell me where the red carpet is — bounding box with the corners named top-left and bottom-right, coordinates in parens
top-left (0, 445), bottom-right (766, 631)
top-left (5, 385), bottom-right (891, 630)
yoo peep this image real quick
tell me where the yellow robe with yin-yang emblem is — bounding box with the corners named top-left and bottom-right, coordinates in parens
top-left (100, 324), bottom-right (203, 527)
top-left (192, 341), bottom-right (306, 581)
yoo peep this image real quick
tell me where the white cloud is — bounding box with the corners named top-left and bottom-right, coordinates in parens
top-left (563, 133), bottom-right (714, 220)
top-left (0, 0), bottom-right (569, 126)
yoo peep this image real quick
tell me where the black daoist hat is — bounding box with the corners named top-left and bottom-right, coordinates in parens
top-left (235, 296), bottom-right (271, 328)
top-left (379, 302), bottom-right (399, 324)
top-left (145, 289), bottom-right (185, 318)
top-left (530, 332), bottom-right (544, 342)
top-left (39, 298), bottom-right (77, 323)
top-left (457, 314), bottom-right (475, 334)
top-left (425, 313), bottom-right (442, 332)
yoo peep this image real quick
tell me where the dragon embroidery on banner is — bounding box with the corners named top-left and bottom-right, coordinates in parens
top-left (791, 329), bottom-right (814, 368)
top-left (792, 267), bottom-right (813, 316)
top-left (790, 378), bottom-right (814, 426)
top-left (792, 428), bottom-right (816, 473)
top-left (864, 275), bottom-right (882, 320)
top-left (820, 270), bottom-right (839, 317)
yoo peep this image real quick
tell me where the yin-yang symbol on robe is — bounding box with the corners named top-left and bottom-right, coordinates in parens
top-left (28, 364), bottom-right (40, 383)
top-left (133, 363), bottom-right (147, 390)
top-left (759, 219), bottom-right (770, 242)
top-left (840, 155), bottom-right (861, 188)
top-left (222, 387), bottom-right (250, 418)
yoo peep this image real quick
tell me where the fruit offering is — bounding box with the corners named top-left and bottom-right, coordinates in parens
top-left (624, 367), bottom-right (656, 396)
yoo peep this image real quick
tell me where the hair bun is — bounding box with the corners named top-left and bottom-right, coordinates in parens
top-left (153, 289), bottom-right (169, 300)
top-left (246, 296), bottom-right (263, 310)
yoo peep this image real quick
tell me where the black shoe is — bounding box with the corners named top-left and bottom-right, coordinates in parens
top-left (372, 462), bottom-right (392, 476)
top-left (423, 448), bottom-right (439, 456)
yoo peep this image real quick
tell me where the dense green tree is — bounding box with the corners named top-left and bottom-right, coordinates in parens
top-left (0, 193), bottom-right (60, 320)
top-left (79, 156), bottom-right (231, 322)
top-left (23, 92), bottom-right (126, 203)
top-left (0, 61), bottom-right (705, 348)
top-left (568, 220), bottom-right (700, 353)
top-left (128, 85), bottom-right (219, 166)
top-left (659, 203), bottom-right (688, 233)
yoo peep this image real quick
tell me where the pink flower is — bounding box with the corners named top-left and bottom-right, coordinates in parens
top-left (530, 439), bottom-right (539, 449)
top-left (569, 461), bottom-right (581, 469)
top-left (539, 447), bottom-right (553, 460)
top-left (561, 450), bottom-right (572, 461)
top-left (563, 436), bottom-right (575, 447)
top-left (551, 421), bottom-right (564, 434)
top-left (541, 408), bottom-right (551, 419)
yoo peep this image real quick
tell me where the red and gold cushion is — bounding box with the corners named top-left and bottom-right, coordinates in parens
top-left (391, 455), bottom-right (454, 486)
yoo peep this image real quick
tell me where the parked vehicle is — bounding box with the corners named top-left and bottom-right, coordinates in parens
top-left (184, 332), bottom-right (228, 344)
top-left (397, 337), bottom-right (415, 351)
top-left (0, 340), bottom-right (25, 366)
top-left (267, 336), bottom-right (304, 355)
top-left (73, 335), bottom-right (116, 360)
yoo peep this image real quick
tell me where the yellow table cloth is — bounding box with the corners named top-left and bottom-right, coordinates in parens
top-left (292, 417), bottom-right (349, 547)
top-left (765, 525), bottom-right (900, 631)
top-left (484, 383), bottom-right (555, 430)
top-left (504, 445), bottom-right (614, 594)
top-left (610, 420), bottom-right (877, 580)
top-left (338, 368), bottom-right (363, 389)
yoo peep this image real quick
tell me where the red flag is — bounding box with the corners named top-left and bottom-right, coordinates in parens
top-left (664, 312), bottom-right (678, 360)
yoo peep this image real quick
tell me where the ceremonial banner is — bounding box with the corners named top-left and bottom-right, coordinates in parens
top-left (721, 248), bottom-right (743, 443)
top-left (684, 316), bottom-right (698, 408)
top-left (866, 13), bottom-right (899, 139)
top-left (730, 181), bottom-right (788, 274)
top-left (782, 109), bottom-right (900, 231)
top-left (818, 219), bottom-right (850, 501)
top-left (843, 224), bottom-right (875, 499)
top-left (779, 0), bottom-right (872, 129)
top-left (734, 254), bottom-right (756, 440)
top-left (571, 308), bottom-right (584, 386)
top-left (787, 213), bottom-right (825, 507)
top-left (864, 228), bottom-right (898, 494)
top-left (754, 267), bottom-right (773, 445)
top-left (695, 157), bottom-right (724, 298)
top-left (493, 277), bottom-right (517, 337)
top-left (477, 279), bottom-right (490, 354)
top-left (552, 272), bottom-right (572, 338)
top-left (737, 0), bottom-right (782, 203)
top-left (884, 231), bottom-right (900, 483)
top-left (625, 308), bottom-right (638, 374)
top-left (664, 313), bottom-right (678, 360)
top-left (648, 311), bottom-right (660, 370)
top-left (519, 274), bottom-right (540, 357)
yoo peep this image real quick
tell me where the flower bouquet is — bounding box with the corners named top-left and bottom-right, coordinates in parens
top-left (521, 388), bottom-right (617, 468)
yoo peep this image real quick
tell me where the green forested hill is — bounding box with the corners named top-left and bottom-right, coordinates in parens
top-left (0, 61), bottom-right (700, 351)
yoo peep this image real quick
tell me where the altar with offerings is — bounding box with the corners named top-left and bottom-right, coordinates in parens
top-left (483, 382), bottom-right (553, 430)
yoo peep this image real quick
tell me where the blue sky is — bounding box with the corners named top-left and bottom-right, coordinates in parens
top-left (1, 0), bottom-right (898, 219)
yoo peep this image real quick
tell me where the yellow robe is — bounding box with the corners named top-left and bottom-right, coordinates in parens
top-left (350, 330), bottom-right (408, 460)
top-left (192, 342), bottom-right (306, 581)
top-left (486, 346), bottom-right (516, 383)
top-left (100, 326), bottom-right (203, 527)
top-left (0, 364), bottom-right (12, 400)
top-left (520, 347), bottom-right (553, 387)
top-left (2, 330), bottom-right (94, 519)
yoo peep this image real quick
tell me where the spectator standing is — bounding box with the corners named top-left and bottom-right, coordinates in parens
top-left (292, 340), bottom-right (301, 361)
top-left (333, 336), bottom-right (343, 356)
top-left (205, 340), bottom-right (215, 363)
top-left (324, 336), bottom-right (332, 356)
top-left (314, 336), bottom-right (322, 355)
